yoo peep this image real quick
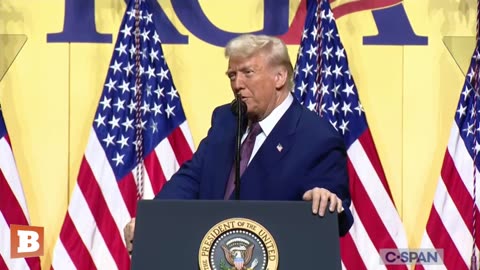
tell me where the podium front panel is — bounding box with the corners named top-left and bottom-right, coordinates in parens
top-left (131, 200), bottom-right (341, 269)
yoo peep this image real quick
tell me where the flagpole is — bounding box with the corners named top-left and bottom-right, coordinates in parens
top-left (315, 0), bottom-right (324, 116)
top-left (471, 1), bottom-right (480, 269)
top-left (134, 0), bottom-right (145, 200)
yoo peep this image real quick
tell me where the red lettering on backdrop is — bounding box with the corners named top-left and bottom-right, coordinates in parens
top-left (279, 0), bottom-right (403, 44)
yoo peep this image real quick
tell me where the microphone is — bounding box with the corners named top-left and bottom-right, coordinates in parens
top-left (230, 95), bottom-right (247, 200)
top-left (230, 95), bottom-right (247, 117)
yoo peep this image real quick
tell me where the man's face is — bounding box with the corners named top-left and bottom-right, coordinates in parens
top-left (226, 53), bottom-right (279, 122)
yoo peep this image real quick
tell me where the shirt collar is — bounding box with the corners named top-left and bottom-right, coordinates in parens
top-left (256, 93), bottom-right (293, 137)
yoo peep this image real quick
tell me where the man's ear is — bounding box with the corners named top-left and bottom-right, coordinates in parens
top-left (274, 67), bottom-right (288, 89)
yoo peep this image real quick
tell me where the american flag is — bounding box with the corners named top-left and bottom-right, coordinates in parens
top-left (50, 0), bottom-right (194, 269)
top-left (415, 43), bottom-right (480, 269)
top-left (0, 106), bottom-right (41, 270)
top-left (292, 0), bottom-right (409, 269)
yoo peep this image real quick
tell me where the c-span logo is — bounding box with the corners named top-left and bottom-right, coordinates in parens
top-left (199, 218), bottom-right (279, 270)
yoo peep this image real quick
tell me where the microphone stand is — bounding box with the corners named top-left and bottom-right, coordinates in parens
top-left (232, 94), bottom-right (246, 200)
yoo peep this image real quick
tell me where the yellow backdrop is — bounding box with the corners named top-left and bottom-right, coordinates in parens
top-left (0, 0), bottom-right (476, 268)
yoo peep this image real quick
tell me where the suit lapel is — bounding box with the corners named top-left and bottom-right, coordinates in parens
top-left (242, 100), bottom-right (302, 183)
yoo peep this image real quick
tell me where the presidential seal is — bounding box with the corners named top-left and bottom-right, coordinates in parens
top-left (198, 218), bottom-right (279, 270)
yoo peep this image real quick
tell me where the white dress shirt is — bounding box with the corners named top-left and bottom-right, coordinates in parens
top-left (242, 93), bottom-right (294, 164)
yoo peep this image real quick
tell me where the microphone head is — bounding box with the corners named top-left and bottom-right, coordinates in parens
top-left (230, 96), bottom-right (247, 116)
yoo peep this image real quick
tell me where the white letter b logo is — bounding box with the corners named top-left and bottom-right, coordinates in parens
top-left (10, 224), bottom-right (44, 258)
top-left (17, 230), bottom-right (40, 253)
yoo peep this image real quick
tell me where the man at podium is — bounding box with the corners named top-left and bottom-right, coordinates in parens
top-left (124, 34), bottom-right (353, 253)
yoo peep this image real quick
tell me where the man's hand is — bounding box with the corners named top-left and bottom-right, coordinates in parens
top-left (124, 218), bottom-right (136, 254)
top-left (303, 188), bottom-right (344, 216)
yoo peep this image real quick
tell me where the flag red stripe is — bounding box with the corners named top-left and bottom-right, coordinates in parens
top-left (60, 213), bottom-right (96, 270)
top-left (441, 151), bottom-right (480, 247)
top-left (426, 208), bottom-right (468, 269)
top-left (0, 253), bottom-right (7, 270)
top-left (168, 127), bottom-right (193, 166)
top-left (3, 135), bottom-right (10, 145)
top-left (347, 160), bottom-right (408, 269)
top-left (144, 150), bottom-right (167, 195)
top-left (358, 130), bottom-right (394, 202)
top-left (117, 172), bottom-right (137, 217)
top-left (340, 233), bottom-right (367, 270)
top-left (24, 256), bottom-right (41, 270)
top-left (77, 159), bottom-right (130, 270)
top-left (0, 169), bottom-right (28, 226)
top-left (414, 264), bottom-right (425, 270)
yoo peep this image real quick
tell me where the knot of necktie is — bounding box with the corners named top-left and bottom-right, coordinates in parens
top-left (245, 122), bottom-right (262, 143)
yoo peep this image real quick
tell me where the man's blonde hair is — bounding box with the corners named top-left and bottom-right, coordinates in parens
top-left (225, 34), bottom-right (294, 91)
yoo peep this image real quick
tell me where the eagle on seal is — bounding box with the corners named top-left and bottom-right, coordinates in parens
top-left (221, 243), bottom-right (255, 270)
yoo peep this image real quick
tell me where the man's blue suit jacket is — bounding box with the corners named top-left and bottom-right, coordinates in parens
top-left (156, 98), bottom-right (353, 236)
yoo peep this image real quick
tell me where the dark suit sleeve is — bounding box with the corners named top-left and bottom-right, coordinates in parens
top-left (154, 108), bottom-right (219, 199)
top-left (301, 134), bottom-right (353, 236)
